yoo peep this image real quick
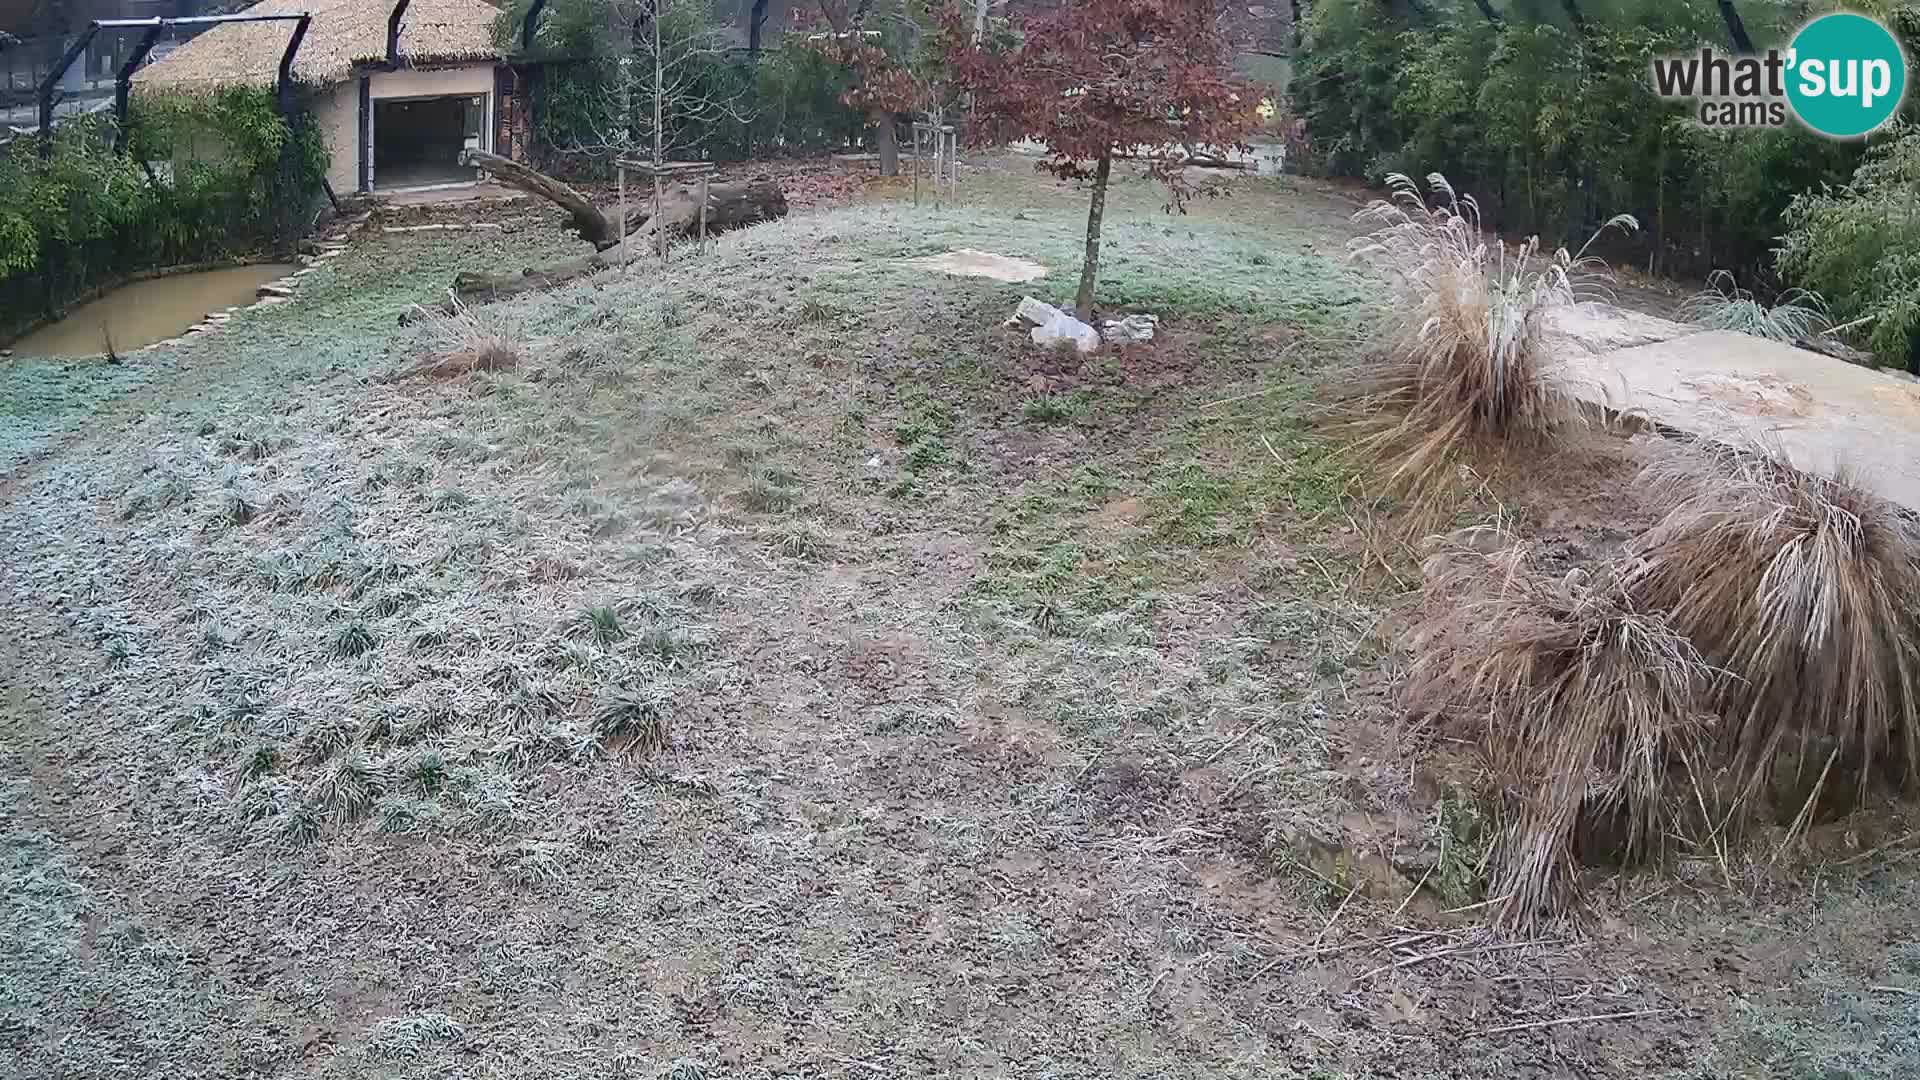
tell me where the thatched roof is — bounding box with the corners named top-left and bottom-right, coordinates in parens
top-left (134, 0), bottom-right (504, 92)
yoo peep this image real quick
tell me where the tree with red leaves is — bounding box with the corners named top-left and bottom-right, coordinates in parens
top-left (799, 0), bottom-right (930, 176)
top-left (945, 0), bottom-right (1264, 319)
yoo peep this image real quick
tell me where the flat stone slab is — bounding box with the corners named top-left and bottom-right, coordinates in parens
top-left (1556, 323), bottom-right (1920, 512)
top-left (1545, 302), bottom-right (1694, 352)
top-left (903, 249), bottom-right (1048, 283)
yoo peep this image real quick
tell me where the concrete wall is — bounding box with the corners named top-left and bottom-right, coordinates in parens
top-left (313, 80), bottom-right (357, 195)
top-left (369, 64), bottom-right (492, 101)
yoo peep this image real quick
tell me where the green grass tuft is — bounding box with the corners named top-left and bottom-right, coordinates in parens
top-left (330, 620), bottom-right (378, 659)
top-left (593, 688), bottom-right (670, 756)
top-left (574, 604), bottom-right (627, 645)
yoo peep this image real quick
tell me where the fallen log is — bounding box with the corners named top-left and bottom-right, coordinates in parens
top-left (425, 151), bottom-right (788, 310)
top-left (448, 246), bottom-right (638, 307)
top-left (458, 149), bottom-right (788, 251)
top-left (461, 149), bottom-right (619, 247)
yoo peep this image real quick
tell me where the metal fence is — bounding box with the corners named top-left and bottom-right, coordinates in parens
top-left (1, 24), bottom-right (208, 129)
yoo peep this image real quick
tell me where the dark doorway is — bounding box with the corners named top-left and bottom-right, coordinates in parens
top-left (372, 95), bottom-right (482, 189)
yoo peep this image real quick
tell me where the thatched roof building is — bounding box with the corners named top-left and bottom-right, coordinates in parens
top-left (133, 0), bottom-right (503, 91)
top-left (133, 0), bottom-right (529, 197)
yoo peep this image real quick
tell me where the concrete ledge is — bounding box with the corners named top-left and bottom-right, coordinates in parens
top-left (1553, 315), bottom-right (1920, 513)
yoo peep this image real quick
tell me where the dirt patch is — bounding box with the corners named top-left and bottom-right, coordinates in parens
top-left (1682, 371), bottom-right (1817, 418)
top-left (902, 248), bottom-right (1050, 282)
top-left (1874, 382), bottom-right (1920, 418)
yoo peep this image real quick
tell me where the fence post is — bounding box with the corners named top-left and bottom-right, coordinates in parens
top-left (37, 25), bottom-right (100, 157)
top-left (113, 22), bottom-right (165, 153)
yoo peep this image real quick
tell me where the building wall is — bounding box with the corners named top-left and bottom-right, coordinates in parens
top-left (313, 78), bottom-right (358, 194)
top-left (309, 64), bottom-right (499, 193)
top-left (369, 63), bottom-right (493, 101)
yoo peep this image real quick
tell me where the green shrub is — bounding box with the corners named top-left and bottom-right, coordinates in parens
top-left (1291, 0), bottom-right (1898, 281)
top-left (1778, 124), bottom-right (1920, 371)
top-left (0, 89), bottom-right (326, 337)
top-left (497, 0), bottom-right (866, 168)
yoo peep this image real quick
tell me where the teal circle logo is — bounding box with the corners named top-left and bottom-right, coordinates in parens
top-left (1786, 13), bottom-right (1908, 138)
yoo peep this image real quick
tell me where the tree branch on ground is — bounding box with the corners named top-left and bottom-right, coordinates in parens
top-left (435, 150), bottom-right (787, 307)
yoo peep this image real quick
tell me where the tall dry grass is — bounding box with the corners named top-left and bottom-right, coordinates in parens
top-left (385, 298), bottom-right (521, 382)
top-left (1338, 173), bottom-right (1636, 526)
top-left (1627, 442), bottom-right (1920, 820)
top-left (1407, 530), bottom-right (1717, 929)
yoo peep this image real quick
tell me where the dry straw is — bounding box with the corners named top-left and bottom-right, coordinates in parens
top-left (134, 0), bottom-right (501, 92)
top-left (1406, 529), bottom-right (1716, 929)
top-left (1627, 440), bottom-right (1920, 817)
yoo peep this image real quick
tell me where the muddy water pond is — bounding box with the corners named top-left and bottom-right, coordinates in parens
top-left (7, 264), bottom-right (297, 359)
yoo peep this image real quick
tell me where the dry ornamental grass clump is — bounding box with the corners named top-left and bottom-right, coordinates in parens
top-left (384, 298), bottom-right (521, 382)
top-left (1339, 172), bottom-right (1635, 527)
top-left (1627, 442), bottom-right (1920, 819)
top-left (1407, 530), bottom-right (1717, 928)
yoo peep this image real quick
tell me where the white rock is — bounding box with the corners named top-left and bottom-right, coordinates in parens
top-left (1101, 313), bottom-right (1159, 345)
top-left (1015, 296), bottom-right (1062, 326)
top-left (1012, 296), bottom-right (1100, 355)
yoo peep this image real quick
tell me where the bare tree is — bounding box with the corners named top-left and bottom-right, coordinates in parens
top-left (536, 0), bottom-right (752, 170)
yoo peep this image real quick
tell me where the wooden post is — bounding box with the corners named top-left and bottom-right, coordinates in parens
top-left (613, 158), bottom-right (718, 258)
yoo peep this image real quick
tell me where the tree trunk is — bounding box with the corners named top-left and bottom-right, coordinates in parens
top-left (973, 0), bottom-right (989, 38)
top-left (1469, 0), bottom-right (1502, 24)
top-left (461, 149), bottom-right (787, 252)
top-left (447, 247), bottom-right (640, 307)
top-left (443, 178), bottom-right (785, 308)
top-left (462, 149), bottom-right (619, 247)
top-left (1716, 1), bottom-right (1755, 53)
top-left (749, 0), bottom-right (770, 54)
top-left (1558, 0), bottom-right (1587, 37)
top-left (874, 112), bottom-right (899, 176)
top-left (438, 151), bottom-right (787, 308)
top-left (1074, 152), bottom-right (1111, 322)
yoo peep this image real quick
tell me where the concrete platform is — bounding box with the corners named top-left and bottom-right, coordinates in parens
top-left (1546, 304), bottom-right (1920, 512)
